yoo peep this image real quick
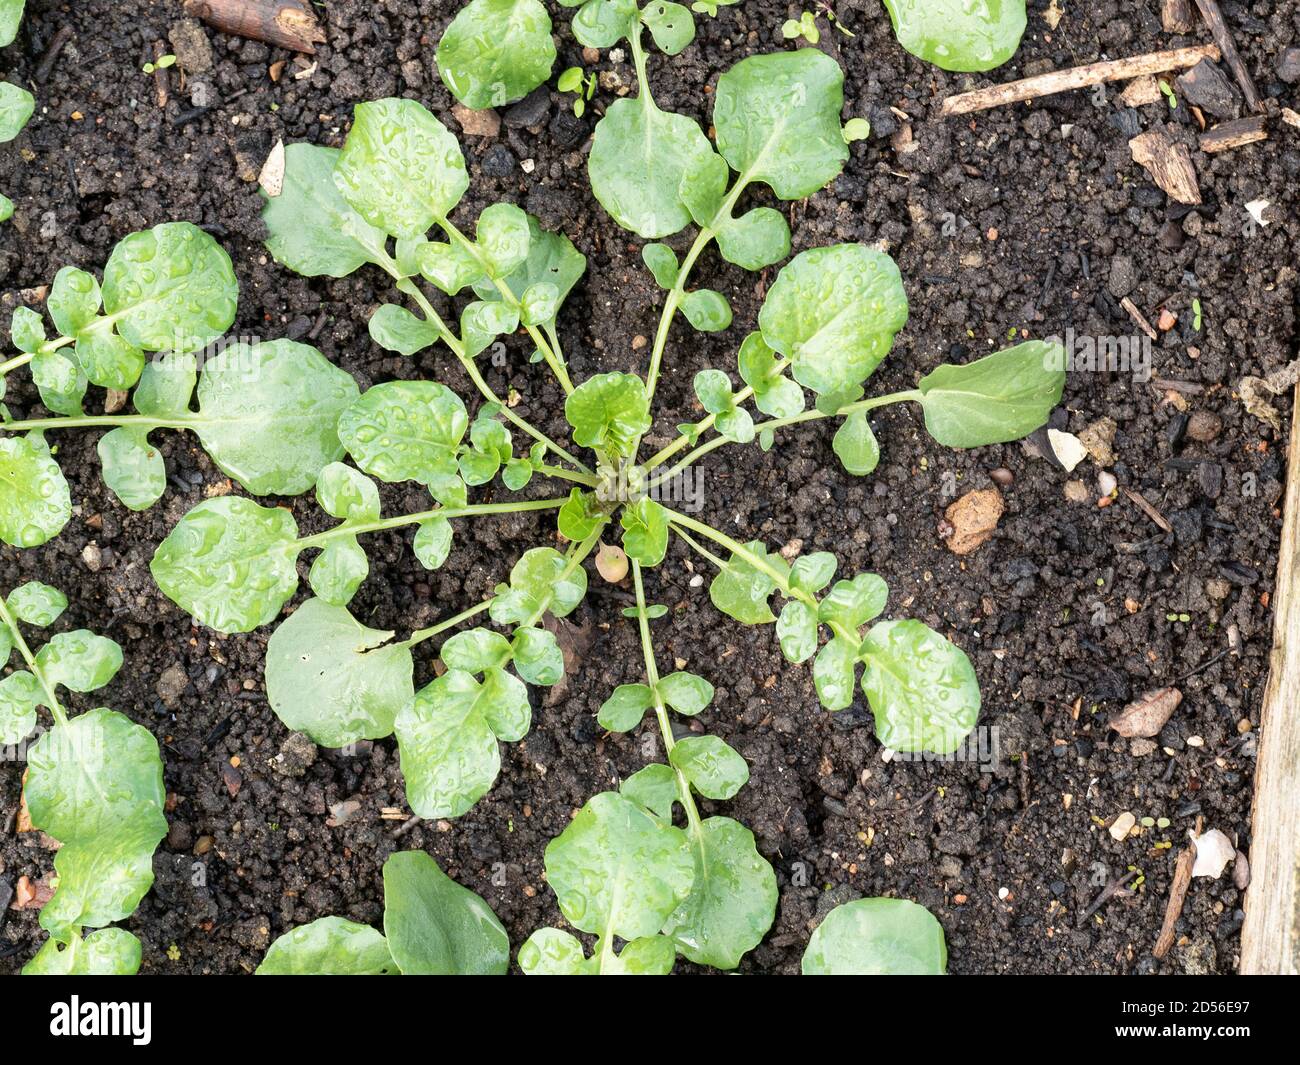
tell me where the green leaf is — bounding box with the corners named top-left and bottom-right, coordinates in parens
top-left (25, 708), bottom-right (167, 941)
top-left (759, 244), bottom-right (909, 396)
top-left (605, 934), bottom-right (676, 974)
top-left (490, 546), bottom-right (588, 624)
top-left (134, 351), bottom-right (196, 418)
top-left (620, 497), bottom-right (669, 566)
top-left (101, 221), bottom-right (238, 353)
top-left (819, 572), bottom-right (888, 630)
top-left (693, 368), bottom-right (733, 414)
top-left (437, 0), bottom-right (557, 110)
top-left (0, 193), bottom-right (11, 222)
top-left (0, 434), bottom-right (71, 548)
top-left (519, 282), bottom-right (559, 327)
top-left (395, 667), bottom-right (530, 819)
top-left (713, 50), bottom-right (848, 200)
top-left (71, 323), bottom-right (142, 391)
top-left (790, 552), bottom-right (837, 595)
top-left (680, 289), bottom-right (731, 332)
top-left (656, 671), bottom-right (713, 715)
top-left (316, 462), bottom-right (381, 522)
top-left (511, 625), bottom-right (563, 685)
top-left (802, 897), bottom-right (947, 974)
top-left (150, 496), bottom-right (301, 634)
top-left (558, 488), bottom-right (603, 542)
top-left (569, 0), bottom-right (639, 49)
top-left (472, 215), bottom-right (586, 330)
top-left (834, 411), bottom-right (881, 475)
top-left (737, 332), bottom-right (804, 418)
top-left (544, 791), bottom-right (694, 940)
top-left (257, 917), bottom-right (396, 975)
top-left (642, 1), bottom-right (695, 54)
top-left (679, 151), bottom-right (729, 229)
top-left (442, 627), bottom-right (513, 674)
top-left (589, 96), bottom-right (712, 238)
top-left (370, 303), bottom-right (441, 356)
top-left (97, 426), bottom-right (165, 511)
top-left (472, 202), bottom-right (532, 278)
top-left (669, 734), bottom-right (748, 799)
top-left (642, 243), bottom-right (679, 289)
top-left (564, 371), bottom-right (651, 457)
top-left (518, 927), bottom-right (594, 975)
top-left (266, 599), bottom-right (414, 748)
top-left (192, 340), bottom-right (359, 495)
top-left (32, 349), bottom-right (87, 414)
top-left (716, 207), bottom-right (790, 271)
top-left (813, 634), bottom-right (858, 711)
top-left (34, 630), bottom-right (122, 692)
top-left (0, 1), bottom-right (24, 49)
top-left (339, 380), bottom-right (469, 487)
top-left (915, 341), bottom-right (1066, 447)
top-left (413, 517), bottom-right (454, 569)
top-left (503, 457), bottom-right (535, 490)
top-left (6, 581), bottom-right (67, 625)
top-left (460, 299), bottom-right (519, 358)
top-left (23, 929), bottom-right (143, 976)
top-left (382, 851), bottom-right (509, 975)
top-left (663, 816), bottom-right (776, 969)
top-left (0, 80), bottom-right (33, 142)
top-left (776, 600), bottom-right (818, 664)
top-left (620, 762), bottom-right (679, 822)
top-left (860, 619), bottom-right (979, 753)
top-left (419, 240), bottom-right (484, 295)
top-left (597, 683), bottom-right (654, 732)
top-left (10, 304), bottom-right (44, 352)
top-left (0, 670), bottom-right (40, 745)
top-left (334, 98), bottom-right (469, 239)
top-left (308, 536), bottom-right (368, 606)
top-left (883, 0), bottom-right (1026, 72)
top-left (262, 143), bottom-right (389, 278)
top-left (709, 540), bottom-right (786, 624)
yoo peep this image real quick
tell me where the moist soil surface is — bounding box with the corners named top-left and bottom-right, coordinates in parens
top-left (2, 0), bottom-right (1297, 975)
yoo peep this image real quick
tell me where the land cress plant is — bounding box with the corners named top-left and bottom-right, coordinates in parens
top-left (0, 0), bottom-right (32, 221)
top-left (0, 583), bottom-right (165, 975)
top-left (0, 1), bottom-right (1063, 974)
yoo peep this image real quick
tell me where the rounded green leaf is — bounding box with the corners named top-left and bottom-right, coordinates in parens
top-left (511, 625), bottom-right (563, 686)
top-left (543, 791), bottom-right (694, 940)
top-left (10, 304), bottom-right (44, 352)
top-left (382, 851), bottom-right (509, 975)
top-left (0, 670), bottom-right (40, 745)
top-left (32, 347), bottom-right (87, 414)
top-left (0, 435), bottom-right (71, 548)
top-left (642, 243), bottom-right (679, 289)
top-left (737, 331), bottom-right (804, 419)
top-left (437, 0), bottom-right (557, 110)
top-left (413, 517), bottom-right (454, 570)
top-left (589, 97), bottom-right (712, 239)
top-left (819, 572), bottom-right (888, 630)
top-left (266, 598), bottom-right (414, 748)
top-left (35, 630), bottom-right (122, 693)
top-left (316, 462), bottom-right (381, 521)
top-left (681, 289), bottom-right (731, 332)
top-left (598, 683), bottom-right (654, 732)
top-left (474, 202), bottom-right (532, 279)
top-left (663, 816), bottom-right (777, 969)
top-left (489, 546), bottom-right (588, 624)
top-left (25, 708), bottom-right (167, 941)
top-left (7, 581), bottom-right (67, 625)
top-left (834, 411), bottom-right (881, 476)
top-left (564, 371), bottom-right (651, 456)
top-left (802, 897), bottom-right (947, 974)
top-left (607, 935), bottom-right (676, 974)
top-left (262, 143), bottom-right (389, 279)
top-left (72, 322), bottom-right (143, 391)
top-left (134, 351), bottom-right (197, 418)
top-left (642, 1), bottom-right (695, 54)
top-left (916, 341), bottom-right (1066, 448)
top-left (0, 80), bottom-right (33, 142)
top-left (717, 207), bottom-right (790, 271)
top-left (776, 600), bottom-right (818, 664)
top-left (708, 541), bottom-right (785, 624)
top-left (442, 627), bottom-right (513, 674)
top-left (23, 928), bottom-right (143, 976)
top-left (557, 488), bottom-right (603, 542)
top-left (334, 98), bottom-right (468, 239)
top-left (97, 426), bottom-right (165, 511)
top-left (150, 496), bottom-right (301, 634)
top-left (471, 215), bottom-right (586, 329)
top-left (257, 917), bottom-right (396, 975)
top-left (101, 221), bottom-right (238, 352)
top-left (860, 619), bottom-right (980, 753)
top-left (395, 671), bottom-right (501, 819)
top-left (420, 240), bottom-right (483, 294)
top-left (883, 0), bottom-right (1026, 72)
top-left (308, 536), bottom-right (368, 606)
top-left (656, 671), bottom-right (713, 716)
top-left (339, 380), bottom-right (469, 486)
top-left (759, 244), bottom-right (909, 397)
top-left (192, 339), bottom-right (359, 496)
top-left (570, 0), bottom-right (638, 49)
top-left (620, 497), bottom-right (669, 567)
top-left (713, 50), bottom-right (849, 200)
top-left (620, 762), bottom-right (679, 822)
top-left (813, 635), bottom-right (858, 711)
top-left (518, 927), bottom-right (592, 975)
top-left (669, 734), bottom-right (748, 799)
top-left (369, 303), bottom-right (441, 356)
top-left (0, 1), bottom-right (24, 49)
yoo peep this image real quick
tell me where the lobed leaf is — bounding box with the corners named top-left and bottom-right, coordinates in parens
top-left (338, 380), bottom-right (469, 487)
top-left (23, 928), bottom-right (143, 976)
top-left (564, 371), bottom-right (651, 457)
top-left (708, 540), bottom-right (786, 625)
top-left (490, 546), bottom-right (588, 625)
top-left (437, 0), bottom-right (557, 110)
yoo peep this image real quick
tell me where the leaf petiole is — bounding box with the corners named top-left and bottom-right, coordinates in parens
top-left (296, 497), bottom-right (570, 551)
top-left (0, 593), bottom-right (66, 727)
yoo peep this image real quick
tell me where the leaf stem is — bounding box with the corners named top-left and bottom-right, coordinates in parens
top-left (395, 277), bottom-right (592, 475)
top-left (0, 351), bottom-right (34, 375)
top-left (295, 497), bottom-right (569, 550)
top-left (0, 594), bottom-right (67, 728)
top-left (400, 599), bottom-right (494, 650)
top-left (631, 560), bottom-right (702, 835)
top-left (0, 414), bottom-right (183, 433)
top-left (523, 524), bottom-right (606, 629)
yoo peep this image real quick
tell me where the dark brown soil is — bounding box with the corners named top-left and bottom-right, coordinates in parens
top-left (2, 0), bottom-right (1297, 975)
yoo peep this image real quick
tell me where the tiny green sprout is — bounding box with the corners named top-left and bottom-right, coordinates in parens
top-left (818, 3), bottom-right (855, 37)
top-left (1159, 80), bottom-right (1178, 110)
top-left (1157, 817), bottom-right (1171, 829)
top-left (842, 117), bottom-right (871, 143)
top-left (142, 54), bottom-right (177, 75)
top-left (1007, 326), bottom-right (1017, 340)
top-left (557, 65), bottom-right (597, 117)
top-left (782, 11), bottom-right (820, 43)
top-left (1192, 297), bottom-right (1203, 331)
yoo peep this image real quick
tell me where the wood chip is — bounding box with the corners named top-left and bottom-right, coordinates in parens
top-left (1154, 845), bottom-right (1195, 958)
top-left (1162, 0), bottom-right (1196, 33)
top-left (1129, 129), bottom-right (1202, 204)
top-left (1120, 297), bottom-right (1159, 341)
top-left (258, 138), bottom-right (285, 197)
top-left (1122, 486), bottom-right (1173, 532)
top-left (182, 0), bottom-right (325, 55)
top-left (1111, 687), bottom-right (1183, 738)
top-left (1200, 115), bottom-right (1268, 153)
top-left (1120, 75), bottom-right (1164, 107)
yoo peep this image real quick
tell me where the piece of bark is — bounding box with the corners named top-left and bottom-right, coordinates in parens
top-left (1200, 115), bottom-right (1268, 153)
top-left (1129, 129), bottom-right (1201, 204)
top-left (151, 41), bottom-right (169, 109)
top-left (941, 488), bottom-right (1004, 555)
top-left (1191, 0), bottom-right (1263, 113)
top-left (1280, 108), bottom-right (1300, 130)
top-left (1111, 687), bottom-right (1183, 738)
top-left (1175, 59), bottom-right (1242, 119)
top-left (940, 45), bottom-right (1219, 116)
top-left (1120, 75), bottom-right (1164, 106)
top-left (1154, 845), bottom-right (1196, 958)
top-left (1120, 296), bottom-right (1159, 341)
top-left (182, 0), bottom-right (325, 55)
top-left (1122, 487), bottom-right (1174, 533)
top-left (1162, 0), bottom-right (1196, 33)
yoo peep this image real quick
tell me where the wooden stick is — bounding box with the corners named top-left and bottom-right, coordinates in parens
top-left (1281, 108), bottom-right (1300, 131)
top-left (182, 0), bottom-right (325, 55)
top-left (940, 45), bottom-right (1220, 116)
top-left (1240, 383), bottom-right (1300, 974)
top-left (1162, 0), bottom-right (1196, 33)
top-left (1192, 0), bottom-right (1263, 113)
top-left (1120, 296), bottom-right (1159, 341)
top-left (151, 40), bottom-right (169, 109)
top-left (1154, 845), bottom-right (1196, 958)
top-left (1200, 114), bottom-right (1268, 153)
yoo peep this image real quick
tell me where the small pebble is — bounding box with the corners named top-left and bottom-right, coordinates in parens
top-left (1098, 470), bottom-right (1117, 497)
top-left (1064, 479), bottom-right (1089, 504)
top-left (1109, 811), bottom-right (1137, 840)
top-left (1186, 410), bottom-right (1222, 442)
top-left (989, 467), bottom-right (1014, 486)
